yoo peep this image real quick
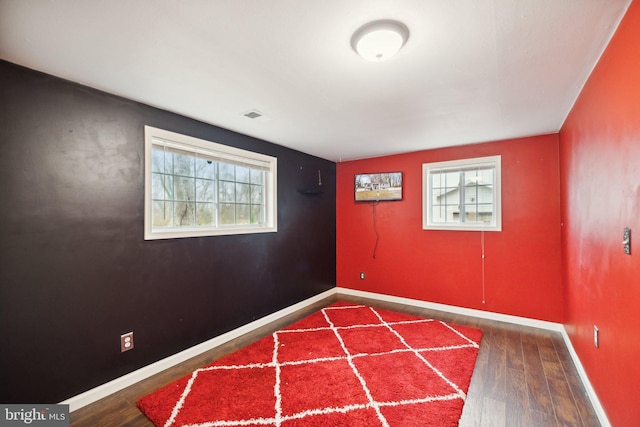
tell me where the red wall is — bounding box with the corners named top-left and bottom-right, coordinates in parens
top-left (337, 134), bottom-right (563, 322)
top-left (559, 1), bottom-right (640, 425)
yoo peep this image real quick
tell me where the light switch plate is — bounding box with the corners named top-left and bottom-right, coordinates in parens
top-left (623, 227), bottom-right (631, 255)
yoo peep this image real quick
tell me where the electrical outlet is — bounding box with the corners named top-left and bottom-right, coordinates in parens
top-left (360, 272), bottom-right (365, 280)
top-left (121, 332), bottom-right (134, 352)
top-left (593, 326), bottom-right (599, 348)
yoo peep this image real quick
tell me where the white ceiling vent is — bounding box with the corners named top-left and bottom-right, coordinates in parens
top-left (243, 110), bottom-right (263, 119)
top-left (242, 110), bottom-right (271, 123)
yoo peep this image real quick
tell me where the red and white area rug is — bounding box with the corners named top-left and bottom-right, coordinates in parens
top-left (137, 302), bottom-right (483, 426)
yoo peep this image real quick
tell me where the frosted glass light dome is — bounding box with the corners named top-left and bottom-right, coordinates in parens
top-left (351, 20), bottom-right (409, 62)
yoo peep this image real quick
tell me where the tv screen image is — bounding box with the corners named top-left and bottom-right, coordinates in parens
top-left (354, 172), bottom-right (403, 202)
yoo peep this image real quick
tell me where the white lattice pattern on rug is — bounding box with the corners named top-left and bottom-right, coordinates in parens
top-left (138, 303), bottom-right (483, 427)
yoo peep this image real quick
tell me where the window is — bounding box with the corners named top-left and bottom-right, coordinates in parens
top-left (144, 126), bottom-right (277, 240)
top-left (423, 155), bottom-right (501, 231)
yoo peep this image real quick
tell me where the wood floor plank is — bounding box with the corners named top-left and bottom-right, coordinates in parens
top-left (505, 329), bottom-right (524, 370)
top-left (526, 409), bottom-right (559, 427)
top-left (551, 335), bottom-right (602, 427)
top-left (537, 333), bottom-right (567, 380)
top-left (460, 338), bottom-right (490, 427)
top-left (547, 375), bottom-right (584, 427)
top-left (483, 326), bottom-right (507, 400)
top-left (520, 329), bottom-right (540, 345)
top-left (521, 341), bottom-right (555, 415)
top-left (459, 382), bottom-right (483, 426)
top-left (480, 396), bottom-right (507, 427)
top-left (505, 367), bottom-right (530, 426)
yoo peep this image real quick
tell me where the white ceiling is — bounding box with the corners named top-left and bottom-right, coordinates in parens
top-left (0, 0), bottom-right (631, 162)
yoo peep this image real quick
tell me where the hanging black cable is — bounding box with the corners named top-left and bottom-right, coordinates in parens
top-left (371, 201), bottom-right (379, 258)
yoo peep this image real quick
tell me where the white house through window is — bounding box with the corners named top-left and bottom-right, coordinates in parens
top-left (423, 156), bottom-right (501, 231)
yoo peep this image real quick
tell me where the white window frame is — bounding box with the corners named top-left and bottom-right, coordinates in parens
top-left (144, 126), bottom-right (277, 240)
top-left (422, 155), bottom-right (501, 232)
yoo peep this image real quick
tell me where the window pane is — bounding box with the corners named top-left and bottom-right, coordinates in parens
top-left (220, 203), bottom-right (235, 224)
top-left (174, 152), bottom-right (195, 177)
top-left (439, 188), bottom-right (459, 206)
top-left (236, 166), bottom-right (250, 183)
top-left (236, 183), bottom-right (250, 203)
top-left (219, 163), bottom-right (234, 181)
top-left (152, 148), bottom-right (165, 173)
top-left (478, 168), bottom-right (494, 185)
top-left (431, 173), bottom-right (442, 188)
top-left (432, 189), bottom-right (444, 206)
top-left (164, 175), bottom-right (173, 199)
top-left (251, 205), bottom-right (263, 224)
top-left (446, 187), bottom-right (460, 203)
top-left (478, 206), bottom-right (493, 223)
top-left (446, 205), bottom-right (460, 223)
top-left (478, 186), bottom-right (493, 203)
top-left (251, 169), bottom-right (263, 185)
top-left (444, 171), bottom-right (460, 187)
top-left (251, 184), bottom-right (263, 204)
top-left (236, 204), bottom-right (250, 224)
top-left (174, 177), bottom-right (195, 201)
top-left (219, 181), bottom-right (235, 202)
top-left (152, 201), bottom-right (173, 227)
top-left (196, 179), bottom-right (215, 202)
top-left (431, 204), bottom-right (446, 223)
top-left (152, 173), bottom-right (166, 200)
top-left (465, 184), bottom-right (477, 202)
top-left (465, 204), bottom-right (478, 222)
top-left (433, 204), bottom-right (460, 223)
top-left (174, 202), bottom-right (195, 226)
top-left (196, 158), bottom-right (216, 179)
top-left (196, 203), bottom-right (215, 226)
top-left (164, 149), bottom-right (173, 173)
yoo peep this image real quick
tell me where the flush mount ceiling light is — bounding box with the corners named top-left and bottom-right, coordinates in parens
top-left (351, 19), bottom-right (409, 62)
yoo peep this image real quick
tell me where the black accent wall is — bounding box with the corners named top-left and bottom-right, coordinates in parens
top-left (0, 60), bottom-right (336, 403)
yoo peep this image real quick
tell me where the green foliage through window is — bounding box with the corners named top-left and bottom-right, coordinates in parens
top-left (144, 126), bottom-right (277, 240)
top-left (151, 146), bottom-right (266, 228)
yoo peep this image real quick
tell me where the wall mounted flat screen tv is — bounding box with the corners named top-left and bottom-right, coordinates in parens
top-left (355, 172), bottom-right (403, 202)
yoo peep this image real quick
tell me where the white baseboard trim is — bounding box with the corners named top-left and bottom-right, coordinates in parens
top-left (336, 287), bottom-right (610, 426)
top-left (62, 289), bottom-right (335, 412)
top-left (336, 287), bottom-right (564, 332)
top-left (559, 328), bottom-right (611, 426)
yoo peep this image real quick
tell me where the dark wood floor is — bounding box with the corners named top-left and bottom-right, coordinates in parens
top-left (70, 295), bottom-right (601, 427)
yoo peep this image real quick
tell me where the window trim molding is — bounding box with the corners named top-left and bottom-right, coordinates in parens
top-left (144, 125), bottom-right (277, 240)
top-left (422, 155), bottom-right (502, 232)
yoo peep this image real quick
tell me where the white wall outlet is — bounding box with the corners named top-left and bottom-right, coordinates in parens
top-left (121, 332), bottom-right (134, 352)
top-left (593, 326), bottom-right (599, 348)
top-left (360, 272), bottom-right (365, 280)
